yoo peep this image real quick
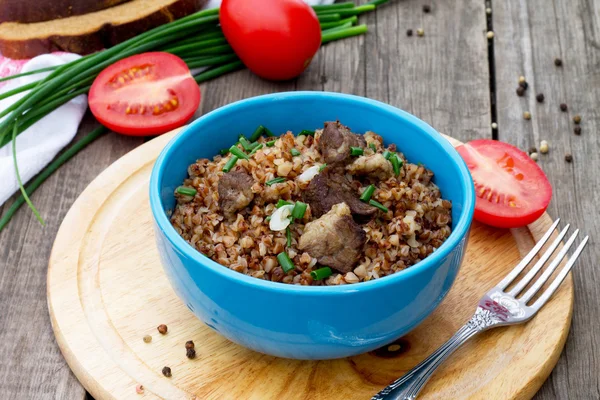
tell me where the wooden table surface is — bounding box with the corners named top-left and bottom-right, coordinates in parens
top-left (0, 0), bottom-right (598, 399)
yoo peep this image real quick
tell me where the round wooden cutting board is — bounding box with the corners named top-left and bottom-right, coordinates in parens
top-left (48, 130), bottom-right (573, 400)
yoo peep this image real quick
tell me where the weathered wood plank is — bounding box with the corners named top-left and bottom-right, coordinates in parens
top-left (493, 0), bottom-right (600, 398)
top-left (0, 115), bottom-right (144, 400)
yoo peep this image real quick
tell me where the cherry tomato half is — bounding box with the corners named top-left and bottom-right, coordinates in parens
top-left (89, 52), bottom-right (200, 136)
top-left (457, 139), bottom-right (552, 228)
top-left (220, 0), bottom-right (321, 81)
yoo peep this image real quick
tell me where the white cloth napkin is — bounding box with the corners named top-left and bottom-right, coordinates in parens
top-left (0, 0), bottom-right (334, 207)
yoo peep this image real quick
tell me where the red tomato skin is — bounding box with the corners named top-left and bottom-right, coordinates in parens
top-left (457, 140), bottom-right (552, 229)
top-left (220, 0), bottom-right (321, 81)
top-left (89, 52), bottom-right (200, 136)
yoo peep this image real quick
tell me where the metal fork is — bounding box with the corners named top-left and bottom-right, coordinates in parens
top-left (372, 219), bottom-right (589, 400)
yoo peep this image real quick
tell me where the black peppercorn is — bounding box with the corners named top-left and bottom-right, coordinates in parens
top-left (574, 126), bottom-right (582, 135)
top-left (422, 5), bottom-right (431, 13)
top-left (536, 93), bottom-right (545, 103)
top-left (186, 348), bottom-right (196, 359)
top-left (516, 86), bottom-right (525, 96)
top-left (560, 103), bottom-right (568, 112)
top-left (573, 115), bottom-right (581, 124)
top-left (157, 324), bottom-right (168, 334)
top-left (529, 147), bottom-right (537, 154)
top-left (565, 154), bottom-right (573, 163)
top-left (162, 366), bottom-right (172, 377)
top-left (519, 81), bottom-right (528, 90)
top-left (185, 340), bottom-right (195, 350)
top-left (554, 58), bottom-right (563, 66)
top-left (406, 29), bottom-right (413, 36)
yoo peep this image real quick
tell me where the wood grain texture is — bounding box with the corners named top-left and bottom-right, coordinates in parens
top-left (0, 115), bottom-right (144, 400)
top-left (47, 130), bottom-right (572, 400)
top-left (492, 1), bottom-right (600, 398)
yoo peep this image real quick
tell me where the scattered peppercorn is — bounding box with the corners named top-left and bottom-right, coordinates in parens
top-left (516, 86), bottom-right (525, 96)
top-left (560, 103), bottom-right (568, 112)
top-left (186, 348), bottom-right (196, 359)
top-left (574, 126), bottom-right (582, 135)
top-left (518, 76), bottom-right (526, 84)
top-left (486, 7), bottom-right (492, 15)
top-left (143, 335), bottom-right (152, 343)
top-left (573, 115), bottom-right (581, 124)
top-left (565, 153), bottom-right (573, 163)
top-left (536, 93), bottom-right (545, 103)
top-left (523, 111), bottom-right (531, 120)
top-left (491, 122), bottom-right (498, 129)
top-left (554, 58), bottom-right (563, 66)
top-left (529, 146), bottom-right (537, 154)
top-left (422, 5), bottom-right (431, 13)
top-left (540, 140), bottom-right (549, 154)
top-left (185, 340), bottom-right (195, 350)
top-left (519, 81), bottom-right (528, 90)
top-left (406, 29), bottom-right (413, 36)
top-left (530, 152), bottom-right (539, 162)
top-left (417, 28), bottom-right (424, 37)
top-left (486, 31), bottom-right (494, 39)
top-left (162, 366), bottom-right (172, 377)
top-left (136, 384), bottom-right (144, 395)
top-left (157, 324), bottom-right (168, 335)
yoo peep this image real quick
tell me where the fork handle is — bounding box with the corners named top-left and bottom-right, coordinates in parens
top-left (372, 323), bottom-right (481, 400)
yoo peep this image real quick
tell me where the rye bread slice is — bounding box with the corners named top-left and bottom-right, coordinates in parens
top-left (0, 0), bottom-right (208, 59)
top-left (0, 0), bottom-right (133, 23)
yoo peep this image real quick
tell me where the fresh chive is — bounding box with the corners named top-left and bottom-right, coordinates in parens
top-left (249, 125), bottom-right (265, 142)
top-left (0, 81), bottom-right (38, 102)
top-left (263, 126), bottom-right (276, 137)
top-left (391, 154), bottom-right (403, 176)
top-left (220, 148), bottom-right (229, 156)
top-left (265, 215), bottom-right (272, 222)
top-left (176, 186), bottom-right (197, 196)
top-left (322, 25), bottom-right (368, 44)
top-left (318, 13), bottom-right (341, 22)
top-left (249, 143), bottom-right (263, 156)
top-left (320, 16), bottom-right (358, 30)
top-left (277, 199), bottom-right (292, 208)
top-left (322, 21), bottom-right (354, 34)
top-left (266, 177), bottom-right (286, 186)
top-left (286, 227), bottom-right (292, 247)
top-left (229, 145), bottom-right (249, 160)
top-left (383, 150), bottom-right (392, 160)
top-left (194, 60), bottom-right (245, 84)
top-left (369, 143), bottom-right (377, 151)
top-left (266, 140), bottom-right (277, 147)
top-left (291, 201), bottom-right (307, 219)
top-left (0, 65), bottom-right (57, 84)
top-left (312, 2), bottom-right (354, 11)
top-left (366, 0), bottom-right (390, 6)
top-left (319, 164), bottom-right (327, 172)
top-left (360, 185), bottom-right (375, 202)
top-left (277, 252), bottom-right (295, 273)
top-left (350, 146), bottom-right (364, 156)
top-left (238, 135), bottom-right (254, 151)
top-left (310, 267), bottom-right (333, 280)
top-left (299, 129), bottom-right (315, 136)
top-left (369, 199), bottom-right (389, 213)
top-left (290, 148), bottom-right (301, 157)
top-left (318, 4), bottom-right (375, 18)
top-left (222, 156), bottom-right (238, 172)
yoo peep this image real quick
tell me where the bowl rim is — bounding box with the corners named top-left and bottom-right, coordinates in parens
top-left (149, 91), bottom-right (475, 295)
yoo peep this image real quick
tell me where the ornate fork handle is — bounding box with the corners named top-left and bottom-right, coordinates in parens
top-left (372, 307), bottom-right (501, 400)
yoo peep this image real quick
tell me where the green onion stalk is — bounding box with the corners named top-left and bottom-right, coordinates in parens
top-left (0, 0), bottom-right (389, 232)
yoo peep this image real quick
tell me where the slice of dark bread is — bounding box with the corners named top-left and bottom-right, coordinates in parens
top-left (0, 0), bottom-right (208, 59)
top-left (0, 0), bottom-right (133, 23)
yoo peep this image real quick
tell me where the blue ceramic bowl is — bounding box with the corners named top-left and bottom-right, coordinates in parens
top-left (150, 92), bottom-right (475, 360)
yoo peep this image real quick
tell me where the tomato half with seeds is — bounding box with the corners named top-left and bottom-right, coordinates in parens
top-left (457, 139), bottom-right (552, 228)
top-left (89, 52), bottom-right (200, 136)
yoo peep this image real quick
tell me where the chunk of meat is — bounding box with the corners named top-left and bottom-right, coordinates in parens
top-left (318, 121), bottom-right (366, 164)
top-left (218, 169), bottom-right (254, 218)
top-left (346, 153), bottom-right (394, 180)
top-left (303, 169), bottom-right (376, 218)
top-left (298, 203), bottom-right (366, 273)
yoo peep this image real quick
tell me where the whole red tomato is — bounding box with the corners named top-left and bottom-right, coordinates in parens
top-left (220, 0), bottom-right (321, 81)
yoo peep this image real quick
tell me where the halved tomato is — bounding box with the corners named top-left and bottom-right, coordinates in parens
top-left (89, 52), bottom-right (200, 136)
top-left (457, 139), bottom-right (552, 228)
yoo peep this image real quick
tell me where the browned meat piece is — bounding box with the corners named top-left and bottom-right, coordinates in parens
top-left (318, 121), bottom-right (366, 164)
top-left (303, 169), bottom-right (376, 218)
top-left (218, 169), bottom-right (254, 218)
top-left (346, 153), bottom-right (394, 180)
top-left (298, 203), bottom-right (366, 273)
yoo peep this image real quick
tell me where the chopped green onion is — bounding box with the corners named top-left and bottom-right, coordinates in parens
top-left (286, 227), bottom-right (292, 247)
top-left (249, 125), bottom-right (265, 142)
top-left (350, 146), bottom-right (364, 156)
top-left (369, 199), bottom-right (389, 213)
top-left (291, 148), bottom-right (301, 157)
top-left (265, 215), bottom-right (272, 222)
top-left (291, 201), bottom-right (307, 219)
top-left (311, 267), bottom-right (333, 280)
top-left (383, 150), bottom-right (392, 160)
top-left (391, 154), bottom-right (403, 176)
top-left (263, 126), bottom-right (275, 137)
top-left (222, 156), bottom-right (238, 172)
top-left (266, 177), bottom-right (286, 186)
top-left (220, 148), bottom-right (229, 156)
top-left (277, 199), bottom-right (292, 208)
top-left (249, 143), bottom-right (263, 156)
top-left (176, 186), bottom-right (197, 196)
top-left (369, 143), bottom-right (377, 151)
top-left (266, 140), bottom-right (277, 147)
top-left (229, 145), bottom-right (249, 160)
top-left (319, 164), bottom-right (327, 172)
top-left (360, 185), bottom-right (375, 202)
top-left (238, 135), bottom-right (254, 151)
top-left (277, 252), bottom-right (295, 273)
top-left (299, 129), bottom-right (315, 136)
